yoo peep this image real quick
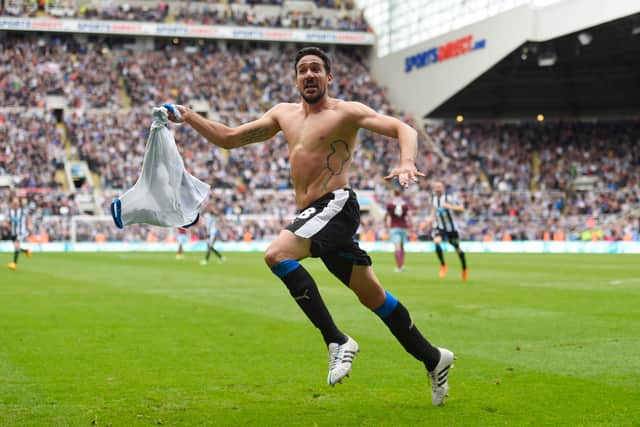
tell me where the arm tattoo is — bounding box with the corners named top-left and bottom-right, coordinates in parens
top-left (322, 139), bottom-right (351, 190)
top-left (239, 127), bottom-right (268, 144)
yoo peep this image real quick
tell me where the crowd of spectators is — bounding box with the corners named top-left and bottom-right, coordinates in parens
top-left (1, 36), bottom-right (638, 243)
top-left (0, 0), bottom-right (368, 32)
top-left (388, 121), bottom-right (640, 242)
top-left (0, 37), bottom-right (121, 109)
top-left (0, 109), bottom-right (65, 187)
top-left (118, 45), bottom-right (377, 109)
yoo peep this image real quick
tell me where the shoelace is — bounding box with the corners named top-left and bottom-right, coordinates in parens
top-left (429, 371), bottom-right (438, 392)
top-left (430, 372), bottom-right (439, 392)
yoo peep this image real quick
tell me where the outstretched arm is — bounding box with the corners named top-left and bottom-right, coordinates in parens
top-left (346, 102), bottom-right (424, 188)
top-left (166, 104), bottom-right (281, 149)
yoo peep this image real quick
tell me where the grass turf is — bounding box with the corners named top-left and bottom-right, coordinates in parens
top-left (1, 252), bottom-right (639, 426)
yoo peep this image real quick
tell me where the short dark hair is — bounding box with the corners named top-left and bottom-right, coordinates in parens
top-left (294, 46), bottom-right (331, 75)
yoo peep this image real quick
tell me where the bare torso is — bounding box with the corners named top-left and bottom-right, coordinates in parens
top-left (273, 98), bottom-right (359, 208)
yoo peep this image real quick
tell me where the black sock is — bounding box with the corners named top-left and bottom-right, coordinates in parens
top-left (458, 251), bottom-right (467, 270)
top-left (20, 248), bottom-right (28, 253)
top-left (435, 244), bottom-right (445, 266)
top-left (13, 250), bottom-right (19, 263)
top-left (205, 247), bottom-right (212, 261)
top-left (272, 260), bottom-right (346, 346)
top-left (374, 291), bottom-right (441, 371)
top-left (212, 247), bottom-right (222, 259)
top-left (451, 243), bottom-right (466, 270)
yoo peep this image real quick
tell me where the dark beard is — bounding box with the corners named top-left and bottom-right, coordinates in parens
top-left (300, 86), bottom-right (325, 104)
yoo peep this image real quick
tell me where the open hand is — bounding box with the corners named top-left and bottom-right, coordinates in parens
top-left (384, 165), bottom-right (425, 189)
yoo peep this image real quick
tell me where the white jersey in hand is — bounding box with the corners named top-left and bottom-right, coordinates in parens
top-left (111, 107), bottom-right (210, 229)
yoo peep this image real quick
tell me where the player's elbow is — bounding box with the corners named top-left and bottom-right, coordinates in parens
top-left (213, 138), bottom-right (234, 150)
top-left (400, 123), bottom-right (417, 139)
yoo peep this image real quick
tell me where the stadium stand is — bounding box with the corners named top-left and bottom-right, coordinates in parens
top-left (2, 3), bottom-right (639, 425)
top-left (1, 16), bottom-right (638, 244)
top-left (0, 0), bottom-right (369, 31)
top-left (0, 36), bottom-right (120, 108)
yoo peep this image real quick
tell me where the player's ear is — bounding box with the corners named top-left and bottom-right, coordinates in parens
top-left (327, 72), bottom-right (333, 85)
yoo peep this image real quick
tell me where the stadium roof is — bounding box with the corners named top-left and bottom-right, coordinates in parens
top-left (357, 0), bottom-right (566, 57)
top-left (426, 12), bottom-right (640, 120)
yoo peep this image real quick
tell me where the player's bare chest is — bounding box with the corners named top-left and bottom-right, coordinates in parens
top-left (280, 111), bottom-right (353, 149)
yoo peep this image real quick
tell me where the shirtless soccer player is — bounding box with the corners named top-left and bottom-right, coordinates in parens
top-left (164, 47), bottom-right (455, 406)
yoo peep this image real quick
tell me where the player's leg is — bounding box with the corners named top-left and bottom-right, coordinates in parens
top-left (210, 235), bottom-right (223, 261)
top-left (389, 228), bottom-right (402, 273)
top-left (433, 232), bottom-right (447, 278)
top-left (395, 241), bottom-right (404, 271)
top-left (264, 230), bottom-right (347, 347)
top-left (324, 250), bottom-right (454, 405)
top-left (391, 228), bottom-right (406, 272)
top-left (176, 233), bottom-right (186, 260)
top-left (349, 265), bottom-right (443, 367)
top-left (352, 266), bottom-right (454, 406)
top-left (448, 233), bottom-right (467, 280)
top-left (202, 235), bottom-right (213, 264)
top-left (13, 237), bottom-right (20, 263)
top-left (399, 229), bottom-right (406, 270)
top-left (8, 236), bottom-right (19, 270)
top-left (394, 243), bottom-right (402, 270)
top-left (17, 234), bottom-right (30, 258)
top-left (201, 241), bottom-right (210, 265)
top-left (201, 243), bottom-right (210, 265)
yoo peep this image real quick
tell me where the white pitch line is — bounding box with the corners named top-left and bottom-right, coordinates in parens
top-left (608, 278), bottom-right (640, 286)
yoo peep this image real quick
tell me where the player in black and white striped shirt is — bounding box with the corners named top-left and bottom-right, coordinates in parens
top-left (5, 197), bottom-right (32, 271)
top-left (430, 182), bottom-right (467, 281)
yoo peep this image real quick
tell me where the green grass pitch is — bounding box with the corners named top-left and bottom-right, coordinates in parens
top-left (1, 252), bottom-right (639, 426)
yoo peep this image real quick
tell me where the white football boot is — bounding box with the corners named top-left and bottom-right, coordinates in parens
top-left (327, 335), bottom-right (359, 386)
top-left (428, 347), bottom-right (455, 406)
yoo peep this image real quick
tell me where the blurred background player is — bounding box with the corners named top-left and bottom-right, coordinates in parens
top-left (201, 206), bottom-right (225, 265)
top-left (385, 187), bottom-right (412, 272)
top-left (6, 197), bottom-right (32, 271)
top-left (430, 181), bottom-right (467, 281)
top-left (176, 227), bottom-right (189, 260)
